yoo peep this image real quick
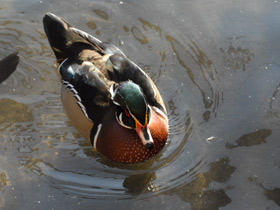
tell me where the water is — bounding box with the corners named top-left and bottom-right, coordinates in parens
top-left (1, 0), bottom-right (280, 209)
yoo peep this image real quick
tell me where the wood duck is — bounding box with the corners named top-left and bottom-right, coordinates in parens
top-left (43, 13), bottom-right (169, 163)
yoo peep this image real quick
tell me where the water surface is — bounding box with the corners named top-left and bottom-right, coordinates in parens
top-left (1, 0), bottom-right (280, 209)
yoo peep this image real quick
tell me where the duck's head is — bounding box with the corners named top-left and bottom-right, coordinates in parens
top-left (111, 81), bottom-right (154, 149)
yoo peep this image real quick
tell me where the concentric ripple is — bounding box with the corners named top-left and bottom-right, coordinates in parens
top-left (0, 1), bottom-right (220, 204)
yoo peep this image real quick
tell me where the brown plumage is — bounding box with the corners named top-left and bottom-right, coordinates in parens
top-left (43, 13), bottom-right (169, 163)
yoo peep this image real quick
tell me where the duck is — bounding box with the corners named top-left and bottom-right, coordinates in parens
top-left (43, 13), bottom-right (168, 163)
top-left (0, 52), bottom-right (19, 83)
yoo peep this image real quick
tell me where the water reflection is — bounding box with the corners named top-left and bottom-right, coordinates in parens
top-left (264, 188), bottom-right (280, 207)
top-left (0, 172), bottom-right (9, 189)
top-left (249, 176), bottom-right (280, 208)
top-left (131, 26), bottom-right (149, 45)
top-left (0, 171), bottom-right (9, 208)
top-left (166, 35), bottom-right (223, 122)
top-left (129, 18), bottom-right (162, 45)
top-left (226, 129), bottom-right (272, 149)
top-left (93, 9), bottom-right (109, 21)
top-left (0, 99), bottom-right (33, 126)
top-left (2, 3), bottom-right (225, 206)
top-left (166, 36), bottom-right (214, 108)
top-left (170, 157), bottom-right (235, 210)
top-left (1, 0), bottom-right (280, 209)
top-left (86, 21), bottom-right (96, 30)
top-left (123, 173), bottom-right (158, 194)
top-left (220, 37), bottom-right (254, 71)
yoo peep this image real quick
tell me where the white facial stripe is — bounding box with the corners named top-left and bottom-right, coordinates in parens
top-left (110, 84), bottom-right (123, 107)
top-left (120, 113), bottom-right (133, 129)
top-left (93, 124), bottom-right (102, 149)
top-left (115, 112), bottom-right (132, 129)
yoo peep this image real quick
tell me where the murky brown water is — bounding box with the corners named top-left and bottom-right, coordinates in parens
top-left (1, 0), bottom-right (280, 209)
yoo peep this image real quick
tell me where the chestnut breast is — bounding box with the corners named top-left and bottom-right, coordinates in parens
top-left (96, 107), bottom-right (167, 163)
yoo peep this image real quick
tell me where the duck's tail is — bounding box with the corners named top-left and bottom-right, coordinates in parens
top-left (43, 13), bottom-right (94, 62)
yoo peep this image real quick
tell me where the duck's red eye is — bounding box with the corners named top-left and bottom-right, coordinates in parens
top-left (125, 109), bottom-right (131, 117)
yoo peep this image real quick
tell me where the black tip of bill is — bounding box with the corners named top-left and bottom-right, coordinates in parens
top-left (145, 142), bottom-right (154, 150)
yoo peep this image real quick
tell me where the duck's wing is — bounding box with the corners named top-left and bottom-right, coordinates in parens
top-left (107, 54), bottom-right (167, 114)
top-left (43, 13), bottom-right (166, 113)
top-left (69, 27), bottom-right (125, 56)
top-left (59, 58), bottom-right (112, 125)
top-left (0, 52), bottom-right (19, 83)
top-left (43, 13), bottom-right (124, 63)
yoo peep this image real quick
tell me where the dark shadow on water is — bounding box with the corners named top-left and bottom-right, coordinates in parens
top-left (264, 188), bottom-right (280, 207)
top-left (250, 177), bottom-right (280, 208)
top-left (0, 99), bottom-right (33, 127)
top-left (226, 129), bottom-right (272, 149)
top-left (123, 172), bottom-right (157, 194)
top-left (168, 157), bottom-right (235, 210)
top-left (1, 1), bottom-right (280, 209)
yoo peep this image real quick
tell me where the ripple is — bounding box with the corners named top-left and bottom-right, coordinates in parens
top-left (267, 81), bottom-right (280, 122)
top-left (23, 100), bottom-right (205, 200)
top-left (38, 161), bottom-right (127, 198)
top-left (29, 14), bottom-right (210, 201)
top-left (165, 34), bottom-right (223, 122)
top-left (0, 4), bottom-right (216, 205)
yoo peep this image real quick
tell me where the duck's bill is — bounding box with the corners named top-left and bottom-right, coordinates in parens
top-left (135, 121), bottom-right (154, 150)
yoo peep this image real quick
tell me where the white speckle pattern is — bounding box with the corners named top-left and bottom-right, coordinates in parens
top-left (105, 131), bottom-right (166, 163)
top-left (115, 112), bottom-right (133, 129)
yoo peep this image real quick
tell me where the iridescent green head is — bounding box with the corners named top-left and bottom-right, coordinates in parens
top-left (113, 81), bottom-right (148, 126)
top-left (112, 81), bottom-right (154, 149)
